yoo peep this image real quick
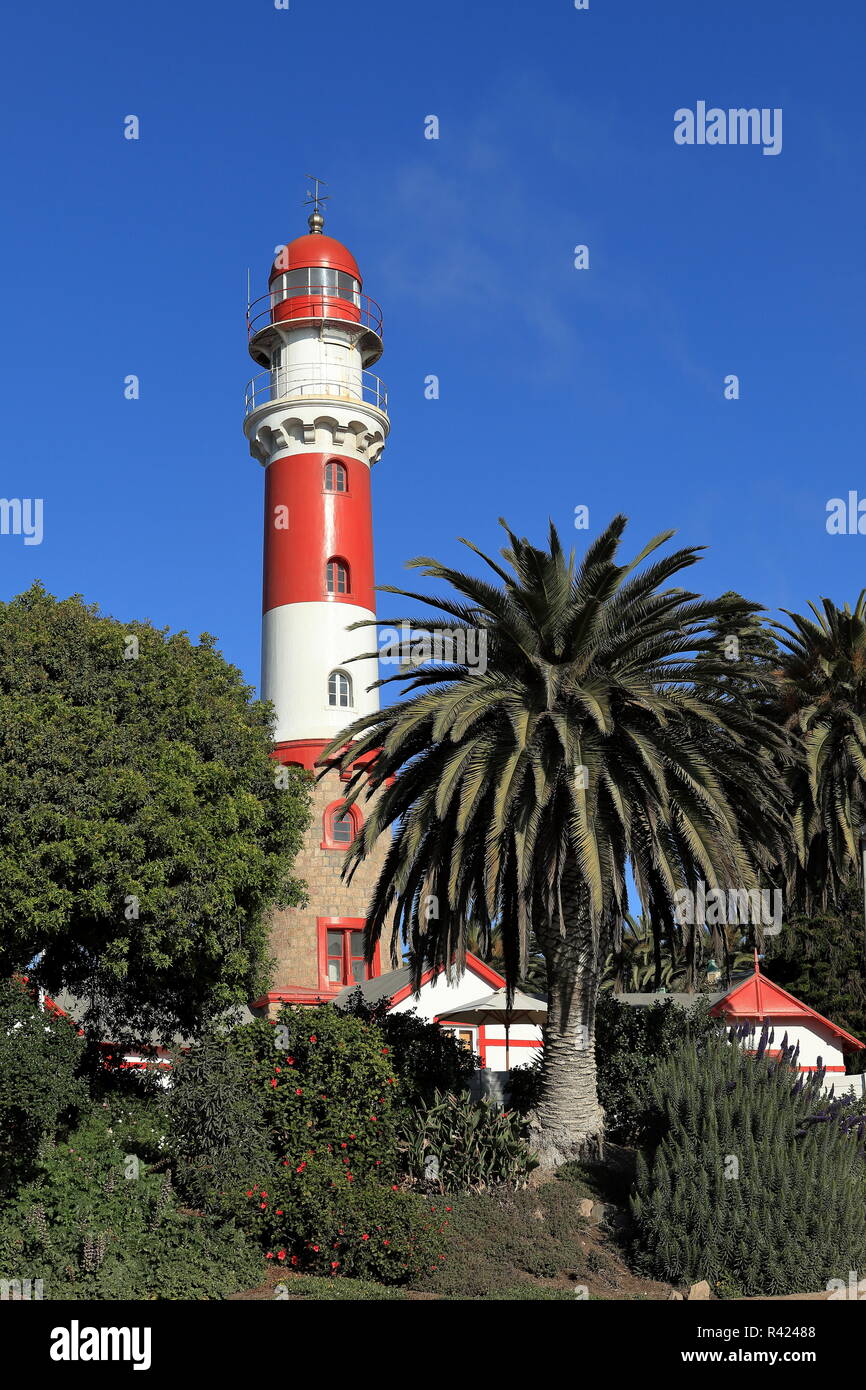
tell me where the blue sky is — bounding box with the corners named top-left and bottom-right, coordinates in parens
top-left (1, 0), bottom-right (864, 693)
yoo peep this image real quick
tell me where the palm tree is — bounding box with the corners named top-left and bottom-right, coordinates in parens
top-left (324, 516), bottom-right (790, 1165)
top-left (771, 595), bottom-right (866, 911)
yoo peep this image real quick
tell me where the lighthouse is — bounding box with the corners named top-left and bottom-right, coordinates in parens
top-left (244, 188), bottom-right (391, 1008)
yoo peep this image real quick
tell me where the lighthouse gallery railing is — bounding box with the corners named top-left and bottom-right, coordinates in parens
top-left (244, 367), bottom-right (388, 416)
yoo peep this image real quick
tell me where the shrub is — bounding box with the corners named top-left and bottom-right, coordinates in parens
top-left (630, 1029), bottom-right (866, 1296)
top-left (399, 1090), bottom-right (536, 1191)
top-left (245, 1160), bottom-right (443, 1282)
top-left (166, 1034), bottom-right (273, 1217)
top-left (0, 1104), bottom-right (261, 1299)
top-left (507, 1053), bottom-right (543, 1115)
top-left (338, 994), bottom-right (477, 1103)
top-left (0, 977), bottom-right (88, 1193)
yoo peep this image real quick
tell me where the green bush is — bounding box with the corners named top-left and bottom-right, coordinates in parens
top-left (630, 1030), bottom-right (866, 1295)
top-left (338, 994), bottom-right (477, 1103)
top-left (246, 1159), bottom-right (443, 1282)
top-left (0, 977), bottom-right (89, 1193)
top-left (167, 1004), bottom-right (440, 1283)
top-left (399, 1089), bottom-right (536, 1191)
top-left (595, 992), bottom-right (719, 1143)
top-left (166, 1033), bottom-right (273, 1217)
top-left (0, 1103), bottom-right (261, 1299)
top-left (169, 1004), bottom-right (400, 1211)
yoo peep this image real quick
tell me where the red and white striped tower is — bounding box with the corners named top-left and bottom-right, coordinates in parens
top-left (243, 191), bottom-right (390, 1005)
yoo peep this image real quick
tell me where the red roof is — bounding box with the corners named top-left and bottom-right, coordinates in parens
top-left (269, 233), bottom-right (361, 283)
top-left (710, 960), bottom-right (865, 1051)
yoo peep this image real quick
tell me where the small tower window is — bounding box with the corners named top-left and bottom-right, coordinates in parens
top-left (331, 813), bottom-right (354, 845)
top-left (321, 800), bottom-right (362, 850)
top-left (325, 460), bottom-right (348, 493)
top-left (326, 558), bottom-right (349, 595)
top-left (328, 670), bottom-right (352, 708)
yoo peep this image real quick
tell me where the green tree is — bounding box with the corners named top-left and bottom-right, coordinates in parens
top-left (771, 594), bottom-right (866, 910)
top-left (0, 584), bottom-right (310, 1042)
top-left (325, 517), bottom-right (790, 1164)
top-left (764, 877), bottom-right (866, 1070)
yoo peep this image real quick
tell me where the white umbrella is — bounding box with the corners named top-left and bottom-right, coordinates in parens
top-left (438, 987), bottom-right (547, 1068)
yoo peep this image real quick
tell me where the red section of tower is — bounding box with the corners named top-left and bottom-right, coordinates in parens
top-left (262, 452), bottom-right (376, 613)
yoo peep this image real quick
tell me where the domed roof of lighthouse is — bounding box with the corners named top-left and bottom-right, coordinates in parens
top-left (269, 211), bottom-right (362, 284)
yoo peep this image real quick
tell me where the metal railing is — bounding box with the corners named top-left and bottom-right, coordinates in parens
top-left (247, 287), bottom-right (384, 340)
top-left (244, 367), bottom-right (388, 416)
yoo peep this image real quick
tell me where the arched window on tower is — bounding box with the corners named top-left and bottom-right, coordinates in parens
top-left (326, 558), bottom-right (349, 596)
top-left (321, 800), bottom-right (361, 850)
top-left (324, 460), bottom-right (348, 493)
top-left (328, 669), bottom-right (352, 708)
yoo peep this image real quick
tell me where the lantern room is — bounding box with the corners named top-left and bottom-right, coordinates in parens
top-left (247, 210), bottom-right (384, 371)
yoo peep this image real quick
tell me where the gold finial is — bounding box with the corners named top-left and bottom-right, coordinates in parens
top-left (304, 175), bottom-right (329, 233)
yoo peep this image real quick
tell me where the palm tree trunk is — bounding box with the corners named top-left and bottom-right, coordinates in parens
top-left (532, 885), bottom-right (605, 1167)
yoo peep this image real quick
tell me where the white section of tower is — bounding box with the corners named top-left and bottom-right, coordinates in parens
top-left (261, 601), bottom-right (381, 745)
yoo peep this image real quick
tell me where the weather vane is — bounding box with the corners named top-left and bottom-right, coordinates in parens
top-left (304, 175), bottom-right (329, 231)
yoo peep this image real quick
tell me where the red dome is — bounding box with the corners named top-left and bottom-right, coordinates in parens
top-left (269, 233), bottom-right (361, 284)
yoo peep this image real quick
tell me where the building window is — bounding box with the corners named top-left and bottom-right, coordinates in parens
top-left (326, 927), bottom-right (367, 985)
top-left (328, 669), bottom-right (352, 708)
top-left (321, 800), bottom-right (361, 849)
top-left (326, 557), bottom-right (349, 595)
top-left (442, 1025), bottom-right (477, 1054)
top-left (317, 917), bottom-right (378, 990)
top-left (325, 460), bottom-right (348, 493)
top-left (272, 269), bottom-right (361, 308)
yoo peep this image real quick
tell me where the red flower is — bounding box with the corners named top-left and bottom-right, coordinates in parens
top-left (295, 1088), bottom-right (303, 1095)
top-left (383, 1239), bottom-right (390, 1246)
top-left (270, 1079), bottom-right (278, 1088)
top-left (276, 1208), bottom-right (283, 1215)
top-left (246, 1190), bottom-right (253, 1197)
top-left (296, 1162), bottom-right (306, 1173)
top-left (290, 1255), bottom-right (298, 1265)
top-left (275, 1065), bottom-right (281, 1073)
top-left (361, 1234), bottom-right (370, 1241)
top-left (266, 1252), bottom-right (273, 1259)
top-left (277, 1250), bottom-right (286, 1261)
top-left (309, 1035), bottom-right (317, 1043)
top-left (311, 1244), bottom-right (320, 1252)
top-left (331, 1261), bottom-right (339, 1269)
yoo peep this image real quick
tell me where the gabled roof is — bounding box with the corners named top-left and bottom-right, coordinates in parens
top-left (333, 951), bottom-right (505, 1010)
top-left (710, 959), bottom-right (865, 1052)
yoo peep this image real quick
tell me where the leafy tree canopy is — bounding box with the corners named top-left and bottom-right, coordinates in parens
top-left (764, 877), bottom-right (866, 1069)
top-left (0, 584), bottom-right (310, 1042)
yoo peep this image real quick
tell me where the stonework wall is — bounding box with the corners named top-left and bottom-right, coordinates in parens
top-left (266, 764), bottom-right (392, 1003)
